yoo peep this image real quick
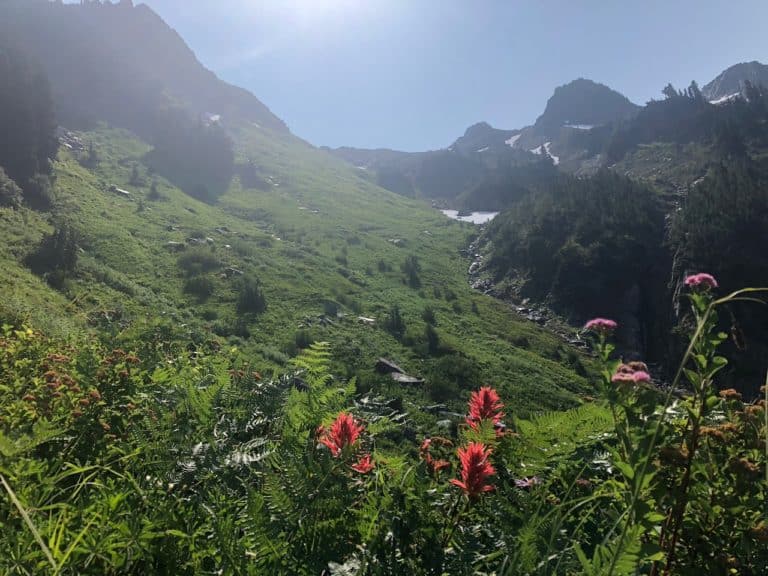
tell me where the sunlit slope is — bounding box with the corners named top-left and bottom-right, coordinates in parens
top-left (2, 125), bottom-right (590, 413)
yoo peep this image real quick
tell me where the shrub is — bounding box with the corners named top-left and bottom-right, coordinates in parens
top-left (401, 254), bottom-right (421, 288)
top-left (177, 248), bottom-right (219, 277)
top-left (23, 173), bottom-right (55, 210)
top-left (183, 275), bottom-right (214, 301)
top-left (236, 276), bottom-right (267, 314)
top-left (25, 222), bottom-right (78, 284)
top-left (422, 305), bottom-right (437, 326)
top-left (383, 304), bottom-right (406, 339)
top-left (0, 167), bottom-right (22, 208)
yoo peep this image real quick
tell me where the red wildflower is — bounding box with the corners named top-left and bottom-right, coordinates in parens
top-left (684, 273), bottom-right (718, 290)
top-left (420, 437), bottom-right (452, 476)
top-left (351, 454), bottom-right (375, 474)
top-left (466, 386), bottom-right (505, 430)
top-left (319, 412), bottom-right (364, 457)
top-left (584, 318), bottom-right (617, 334)
top-left (450, 442), bottom-right (495, 499)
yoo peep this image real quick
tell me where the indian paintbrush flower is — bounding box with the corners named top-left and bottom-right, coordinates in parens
top-left (466, 386), bottom-right (505, 431)
top-left (319, 412), bottom-right (364, 457)
top-left (351, 453), bottom-right (375, 474)
top-left (450, 442), bottom-right (495, 499)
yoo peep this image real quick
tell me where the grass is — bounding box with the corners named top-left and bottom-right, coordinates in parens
top-left (0, 124), bottom-right (593, 415)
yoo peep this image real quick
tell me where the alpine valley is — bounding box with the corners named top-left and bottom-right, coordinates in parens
top-left (0, 2), bottom-right (766, 574)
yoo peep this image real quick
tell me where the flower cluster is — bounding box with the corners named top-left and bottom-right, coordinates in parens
top-left (684, 273), bottom-right (718, 290)
top-left (420, 437), bottom-right (451, 476)
top-left (318, 412), bottom-right (374, 474)
top-left (466, 386), bottom-right (505, 433)
top-left (450, 442), bottom-right (495, 499)
top-left (611, 361), bottom-right (651, 385)
top-left (584, 317), bottom-right (617, 334)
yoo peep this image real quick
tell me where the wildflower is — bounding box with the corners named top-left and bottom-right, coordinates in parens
top-left (351, 454), bottom-right (375, 474)
top-left (319, 412), bottom-right (364, 457)
top-left (632, 371), bottom-right (651, 383)
top-left (22, 394), bottom-right (36, 402)
top-left (514, 476), bottom-right (542, 489)
top-left (611, 363), bottom-right (651, 385)
top-left (611, 371), bottom-right (635, 385)
top-left (427, 457), bottom-right (451, 474)
top-left (89, 389), bottom-right (101, 401)
top-left (575, 478), bottom-right (592, 489)
top-left (72, 409), bottom-right (83, 418)
top-left (125, 354), bottom-right (140, 365)
top-left (450, 442), bottom-right (495, 499)
top-left (584, 318), bottom-right (617, 334)
top-left (684, 273), bottom-right (718, 290)
top-left (466, 386), bottom-right (505, 430)
top-left (420, 437), bottom-right (452, 476)
top-left (750, 523), bottom-right (768, 543)
top-left (728, 457), bottom-right (759, 476)
top-left (719, 388), bottom-right (742, 401)
top-left (700, 426), bottom-right (726, 441)
top-left (659, 446), bottom-right (689, 467)
top-left (78, 398), bottom-right (90, 407)
top-left (716, 422), bottom-right (739, 435)
top-left (744, 404), bottom-right (764, 418)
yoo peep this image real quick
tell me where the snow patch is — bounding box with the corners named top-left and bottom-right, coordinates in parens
top-left (564, 123), bottom-right (594, 130)
top-left (544, 142), bottom-right (559, 165)
top-left (476, 146), bottom-right (490, 153)
top-left (709, 93), bottom-right (740, 105)
top-left (530, 142), bottom-right (559, 165)
top-left (505, 134), bottom-right (521, 148)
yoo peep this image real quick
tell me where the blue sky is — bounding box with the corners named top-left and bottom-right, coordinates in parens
top-left (137, 0), bottom-right (767, 151)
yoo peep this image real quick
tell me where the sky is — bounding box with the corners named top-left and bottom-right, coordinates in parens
top-left (135, 0), bottom-right (768, 152)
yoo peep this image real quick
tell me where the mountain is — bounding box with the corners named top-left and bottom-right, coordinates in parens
top-left (532, 78), bottom-right (639, 135)
top-left (702, 60), bottom-right (768, 103)
top-left (327, 79), bottom-right (639, 207)
top-left (0, 0), bottom-right (287, 136)
top-left (0, 0), bottom-right (587, 417)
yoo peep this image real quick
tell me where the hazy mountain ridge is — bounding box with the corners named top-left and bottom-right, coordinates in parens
top-left (702, 60), bottom-right (768, 102)
top-left (0, 0), bottom-right (288, 135)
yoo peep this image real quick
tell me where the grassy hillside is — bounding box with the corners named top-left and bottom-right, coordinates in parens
top-left (0, 125), bottom-right (591, 415)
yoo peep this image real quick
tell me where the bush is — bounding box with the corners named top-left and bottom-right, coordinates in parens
top-left (25, 222), bottom-right (78, 282)
top-left (422, 305), bottom-right (437, 326)
top-left (401, 255), bottom-right (421, 288)
top-left (183, 276), bottom-right (214, 301)
top-left (383, 304), bottom-right (406, 339)
top-left (236, 276), bottom-right (267, 314)
top-left (23, 173), bottom-right (55, 210)
top-left (0, 167), bottom-right (22, 208)
top-left (177, 248), bottom-right (219, 277)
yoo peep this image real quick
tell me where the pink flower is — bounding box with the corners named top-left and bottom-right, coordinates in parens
top-left (585, 318), bottom-right (617, 334)
top-left (611, 363), bottom-right (652, 385)
top-left (514, 476), bottom-right (541, 489)
top-left (684, 273), bottom-right (718, 290)
top-left (466, 386), bottom-right (505, 431)
top-left (450, 442), bottom-right (495, 499)
top-left (351, 454), bottom-right (375, 474)
top-left (318, 413), bottom-right (364, 457)
top-left (632, 371), bottom-right (651, 383)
